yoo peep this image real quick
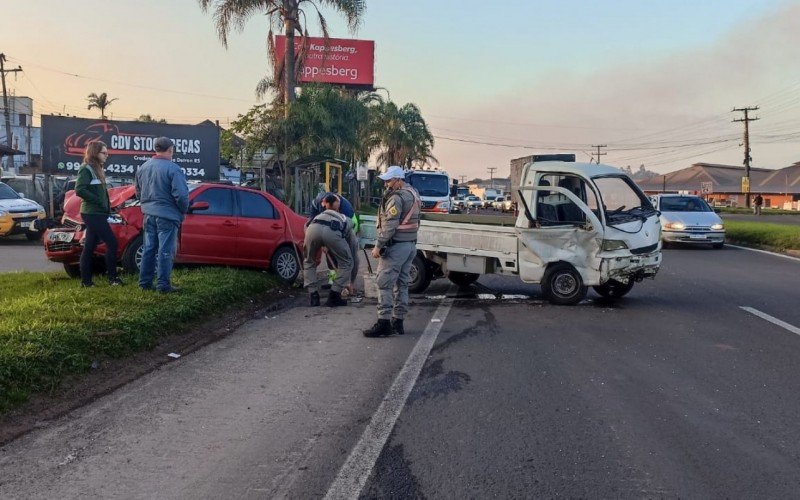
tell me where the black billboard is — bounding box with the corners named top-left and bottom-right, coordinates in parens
top-left (41, 115), bottom-right (220, 181)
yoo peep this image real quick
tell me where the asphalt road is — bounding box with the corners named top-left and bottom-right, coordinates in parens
top-left (2, 246), bottom-right (800, 497)
top-left (0, 235), bottom-right (62, 273)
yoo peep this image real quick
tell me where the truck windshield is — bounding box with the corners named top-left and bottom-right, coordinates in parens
top-left (0, 183), bottom-right (21, 200)
top-left (406, 174), bottom-right (450, 197)
top-left (593, 175), bottom-right (656, 222)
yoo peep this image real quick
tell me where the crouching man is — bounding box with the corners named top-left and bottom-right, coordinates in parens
top-left (303, 194), bottom-right (356, 307)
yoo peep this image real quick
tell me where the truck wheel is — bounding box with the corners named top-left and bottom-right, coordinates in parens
top-left (63, 263), bottom-right (81, 278)
top-left (409, 254), bottom-right (432, 293)
top-left (448, 271), bottom-right (479, 288)
top-left (122, 234), bottom-right (144, 273)
top-left (541, 262), bottom-right (587, 305)
top-left (593, 279), bottom-right (634, 299)
top-left (271, 246), bottom-right (300, 283)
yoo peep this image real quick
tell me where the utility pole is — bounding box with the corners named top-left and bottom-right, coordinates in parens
top-left (487, 167), bottom-right (497, 189)
top-left (458, 175), bottom-right (467, 184)
top-left (591, 144), bottom-right (607, 164)
top-left (1, 54), bottom-right (22, 173)
top-left (732, 106), bottom-right (759, 208)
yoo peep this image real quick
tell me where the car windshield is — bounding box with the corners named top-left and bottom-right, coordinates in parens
top-left (593, 175), bottom-right (657, 222)
top-left (406, 173), bottom-right (450, 197)
top-left (659, 196), bottom-right (711, 212)
top-left (0, 182), bottom-right (21, 200)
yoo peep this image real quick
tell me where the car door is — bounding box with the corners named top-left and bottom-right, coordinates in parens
top-left (515, 173), bottom-right (604, 284)
top-left (178, 186), bottom-right (238, 263)
top-left (235, 189), bottom-right (283, 265)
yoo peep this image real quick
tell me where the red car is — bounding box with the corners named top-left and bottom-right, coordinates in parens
top-left (44, 183), bottom-right (307, 282)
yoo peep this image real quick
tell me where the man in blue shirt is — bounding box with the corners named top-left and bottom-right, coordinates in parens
top-left (135, 137), bottom-right (189, 293)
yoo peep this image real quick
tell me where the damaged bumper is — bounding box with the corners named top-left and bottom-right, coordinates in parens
top-left (603, 251), bottom-right (661, 283)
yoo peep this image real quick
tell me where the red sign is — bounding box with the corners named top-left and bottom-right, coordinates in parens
top-left (274, 35), bottom-right (375, 87)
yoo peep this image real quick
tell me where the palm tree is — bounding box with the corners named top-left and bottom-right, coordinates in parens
top-left (86, 92), bottom-right (118, 119)
top-left (198, 0), bottom-right (366, 107)
top-left (372, 101), bottom-right (437, 169)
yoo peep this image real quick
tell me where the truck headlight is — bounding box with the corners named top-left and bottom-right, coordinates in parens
top-left (663, 222), bottom-right (685, 230)
top-left (602, 239), bottom-right (629, 251)
top-left (711, 223), bottom-right (724, 230)
top-left (439, 201), bottom-right (450, 210)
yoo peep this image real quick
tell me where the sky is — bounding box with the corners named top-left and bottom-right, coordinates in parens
top-left (4, 0), bottom-right (800, 180)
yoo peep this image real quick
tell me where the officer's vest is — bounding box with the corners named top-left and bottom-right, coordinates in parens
top-left (390, 186), bottom-right (421, 240)
top-left (311, 210), bottom-right (349, 238)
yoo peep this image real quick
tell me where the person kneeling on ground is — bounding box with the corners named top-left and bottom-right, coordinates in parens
top-left (303, 194), bottom-right (357, 307)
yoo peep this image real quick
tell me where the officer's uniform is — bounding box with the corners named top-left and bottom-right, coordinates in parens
top-left (374, 184), bottom-right (421, 322)
top-left (306, 192), bottom-right (360, 285)
top-left (303, 209), bottom-right (356, 294)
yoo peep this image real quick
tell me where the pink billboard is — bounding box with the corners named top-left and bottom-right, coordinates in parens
top-left (274, 35), bottom-right (375, 88)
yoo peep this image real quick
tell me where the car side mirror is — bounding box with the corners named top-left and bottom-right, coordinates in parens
top-left (189, 201), bottom-right (209, 212)
top-left (19, 192), bottom-right (26, 198)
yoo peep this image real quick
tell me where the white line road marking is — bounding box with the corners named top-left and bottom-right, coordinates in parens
top-left (324, 297), bottom-right (455, 500)
top-left (740, 306), bottom-right (800, 336)
top-left (728, 244), bottom-right (800, 263)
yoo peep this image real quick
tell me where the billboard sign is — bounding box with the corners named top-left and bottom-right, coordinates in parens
top-left (41, 116), bottom-right (220, 180)
top-left (274, 35), bottom-right (375, 88)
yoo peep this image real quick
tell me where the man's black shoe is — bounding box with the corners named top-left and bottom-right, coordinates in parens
top-left (391, 318), bottom-right (405, 335)
top-left (81, 282), bottom-right (95, 288)
top-left (363, 319), bottom-right (392, 337)
top-left (109, 277), bottom-right (125, 286)
top-left (309, 291), bottom-right (320, 307)
top-left (326, 290), bottom-right (348, 307)
top-left (158, 286), bottom-right (181, 294)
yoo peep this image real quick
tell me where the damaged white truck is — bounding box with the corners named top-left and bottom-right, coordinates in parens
top-left (362, 161), bottom-right (662, 305)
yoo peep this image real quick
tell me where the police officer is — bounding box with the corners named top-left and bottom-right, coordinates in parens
top-left (307, 191), bottom-right (359, 291)
top-left (304, 194), bottom-right (357, 307)
top-left (363, 166), bottom-right (421, 337)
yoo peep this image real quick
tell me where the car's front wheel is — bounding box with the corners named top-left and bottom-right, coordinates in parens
top-left (63, 263), bottom-right (81, 278)
top-left (271, 246), bottom-right (300, 283)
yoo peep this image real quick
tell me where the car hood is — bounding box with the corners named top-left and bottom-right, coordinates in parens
top-left (0, 197), bottom-right (40, 211)
top-left (63, 185), bottom-right (137, 219)
top-left (659, 211), bottom-right (722, 226)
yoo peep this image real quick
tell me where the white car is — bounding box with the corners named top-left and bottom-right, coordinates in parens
top-left (492, 196), bottom-right (513, 212)
top-left (651, 194), bottom-right (725, 248)
top-left (465, 195), bottom-right (483, 209)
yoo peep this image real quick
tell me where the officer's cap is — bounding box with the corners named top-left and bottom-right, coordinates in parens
top-left (378, 165), bottom-right (405, 181)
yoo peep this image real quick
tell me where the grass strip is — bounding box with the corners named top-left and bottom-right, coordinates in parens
top-left (724, 220), bottom-right (800, 251)
top-left (0, 267), bottom-right (278, 411)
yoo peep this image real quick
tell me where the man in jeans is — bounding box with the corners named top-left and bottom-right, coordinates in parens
top-left (135, 137), bottom-right (189, 293)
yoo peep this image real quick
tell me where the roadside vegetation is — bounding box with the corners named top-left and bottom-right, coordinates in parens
top-left (725, 220), bottom-right (800, 251)
top-left (0, 268), bottom-right (278, 412)
top-left (717, 207), bottom-right (798, 215)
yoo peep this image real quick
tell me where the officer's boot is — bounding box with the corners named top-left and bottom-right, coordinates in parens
top-left (390, 318), bottom-right (405, 335)
top-left (363, 319), bottom-right (392, 337)
top-left (308, 291), bottom-right (320, 307)
top-left (325, 290), bottom-right (348, 307)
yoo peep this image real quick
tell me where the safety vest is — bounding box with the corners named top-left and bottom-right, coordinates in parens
top-left (395, 186), bottom-right (421, 233)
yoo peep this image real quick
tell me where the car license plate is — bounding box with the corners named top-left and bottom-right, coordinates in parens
top-left (689, 234), bottom-right (707, 240)
top-left (48, 232), bottom-right (75, 243)
top-left (19, 221), bottom-right (32, 229)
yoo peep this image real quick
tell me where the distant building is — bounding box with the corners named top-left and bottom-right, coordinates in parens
top-left (637, 162), bottom-right (800, 210)
top-left (0, 96), bottom-right (41, 174)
